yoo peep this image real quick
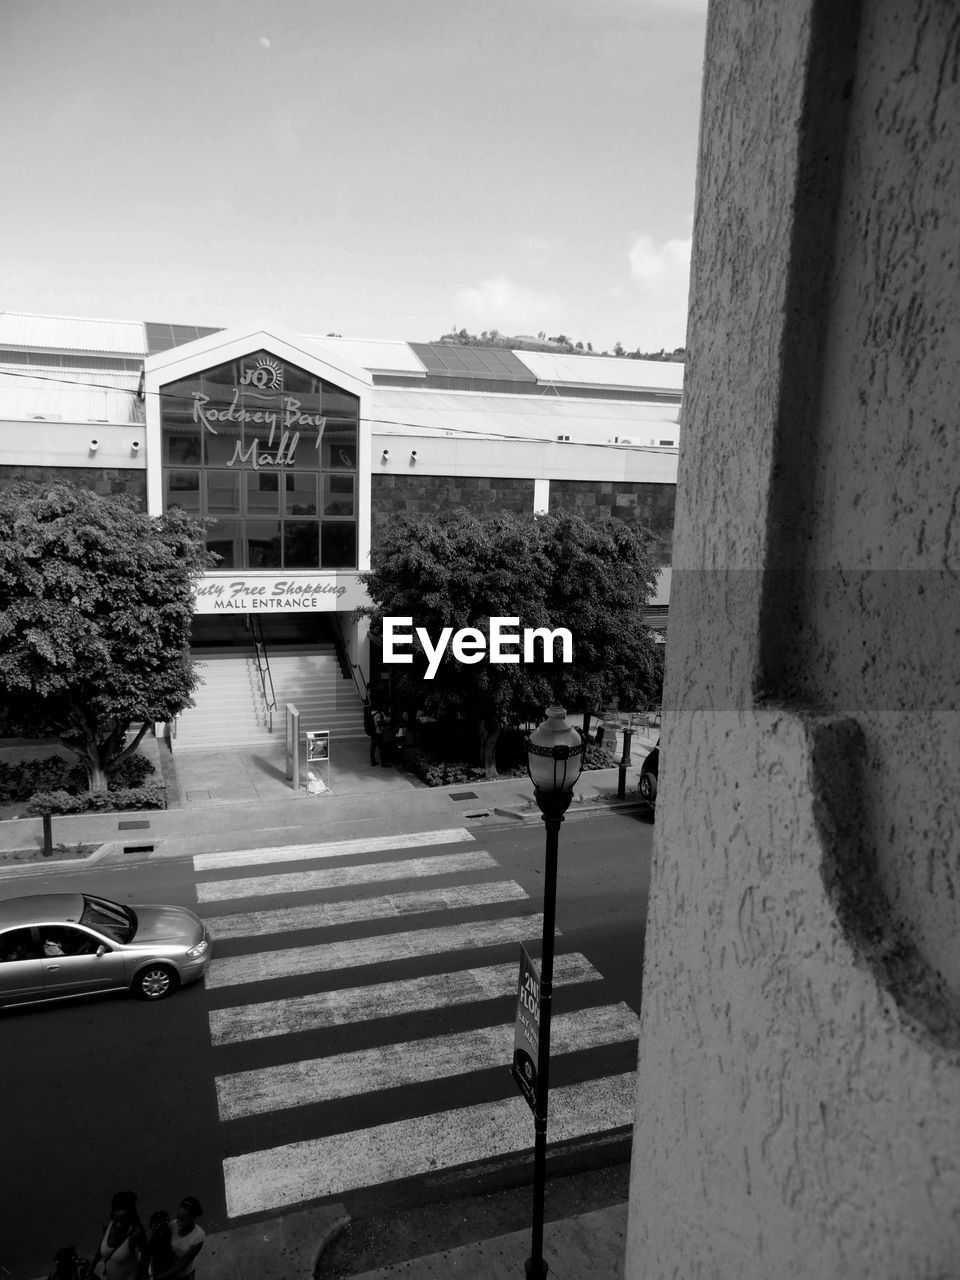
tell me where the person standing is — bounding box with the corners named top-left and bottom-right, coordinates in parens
top-left (92, 1191), bottom-right (146, 1280)
top-left (369, 705), bottom-right (385, 766)
top-left (151, 1197), bottom-right (204, 1280)
top-left (380, 713), bottom-right (395, 768)
top-left (394, 712), bottom-right (409, 769)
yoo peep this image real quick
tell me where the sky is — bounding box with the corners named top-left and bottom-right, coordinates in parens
top-left (3, 0), bottom-right (707, 353)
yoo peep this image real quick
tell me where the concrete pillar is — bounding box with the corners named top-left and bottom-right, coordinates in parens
top-left (625, 1), bottom-right (960, 1275)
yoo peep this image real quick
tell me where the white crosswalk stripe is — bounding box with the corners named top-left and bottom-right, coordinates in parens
top-left (196, 849), bottom-right (496, 903)
top-left (194, 828), bottom-right (474, 872)
top-left (223, 1073), bottom-right (638, 1218)
top-left (204, 880), bottom-right (528, 940)
top-left (215, 1003), bottom-right (639, 1120)
top-left (207, 952), bottom-right (602, 1046)
top-left (206, 913), bottom-right (548, 988)
top-left (195, 828), bottom-right (639, 1219)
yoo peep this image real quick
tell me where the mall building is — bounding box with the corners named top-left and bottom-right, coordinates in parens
top-left (0, 311), bottom-right (681, 750)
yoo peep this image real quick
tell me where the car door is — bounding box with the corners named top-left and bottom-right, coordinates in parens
top-left (0, 926), bottom-right (46, 1004)
top-left (38, 925), bottom-right (127, 997)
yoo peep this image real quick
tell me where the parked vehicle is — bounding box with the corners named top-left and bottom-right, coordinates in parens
top-left (0, 892), bottom-right (211, 1008)
top-left (638, 744), bottom-right (659, 807)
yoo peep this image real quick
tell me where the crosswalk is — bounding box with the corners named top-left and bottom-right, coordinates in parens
top-left (194, 827), bottom-right (639, 1220)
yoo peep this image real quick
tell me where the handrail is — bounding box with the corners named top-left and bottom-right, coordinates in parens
top-left (250, 616), bottom-right (278, 732)
top-left (331, 612), bottom-right (370, 704)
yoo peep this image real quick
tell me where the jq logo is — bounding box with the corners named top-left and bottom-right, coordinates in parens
top-left (240, 357), bottom-right (283, 391)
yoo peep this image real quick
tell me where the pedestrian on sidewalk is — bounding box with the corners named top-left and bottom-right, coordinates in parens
top-left (380, 714), bottom-right (396, 767)
top-left (394, 712), bottom-right (409, 769)
top-left (143, 1209), bottom-right (175, 1279)
top-left (91, 1191), bottom-right (146, 1280)
top-left (368, 705), bottom-right (385, 766)
top-left (150, 1198), bottom-right (204, 1280)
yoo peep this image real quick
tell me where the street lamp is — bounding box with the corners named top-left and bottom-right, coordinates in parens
top-left (524, 704), bottom-right (584, 1278)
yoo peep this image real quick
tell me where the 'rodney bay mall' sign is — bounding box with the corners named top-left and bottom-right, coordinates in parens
top-left (189, 355), bottom-right (367, 612)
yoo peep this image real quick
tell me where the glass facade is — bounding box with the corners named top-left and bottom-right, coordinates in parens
top-left (160, 350), bottom-right (359, 570)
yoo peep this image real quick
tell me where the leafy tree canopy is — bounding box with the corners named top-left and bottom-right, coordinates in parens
top-left (0, 483), bottom-right (214, 792)
top-left (361, 509), bottom-right (663, 775)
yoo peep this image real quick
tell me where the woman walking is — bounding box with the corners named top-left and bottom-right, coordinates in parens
top-left (92, 1192), bottom-right (146, 1280)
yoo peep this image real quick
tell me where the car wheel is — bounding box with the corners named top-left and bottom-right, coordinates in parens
top-left (133, 964), bottom-right (179, 1001)
top-left (639, 770), bottom-right (658, 803)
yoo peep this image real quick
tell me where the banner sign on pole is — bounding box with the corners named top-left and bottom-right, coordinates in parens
top-left (511, 943), bottom-right (541, 1113)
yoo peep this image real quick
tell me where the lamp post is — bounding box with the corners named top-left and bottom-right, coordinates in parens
top-left (524, 704), bottom-right (584, 1278)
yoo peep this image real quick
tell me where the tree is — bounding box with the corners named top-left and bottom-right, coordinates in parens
top-left (0, 483), bottom-right (215, 793)
top-left (361, 509), bottom-right (663, 777)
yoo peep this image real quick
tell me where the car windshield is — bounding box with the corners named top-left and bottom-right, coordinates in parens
top-left (79, 895), bottom-right (137, 944)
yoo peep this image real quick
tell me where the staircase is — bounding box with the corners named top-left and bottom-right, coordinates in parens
top-left (267, 645), bottom-right (366, 740)
top-left (174, 644), bottom-right (365, 753)
top-left (173, 650), bottom-right (272, 752)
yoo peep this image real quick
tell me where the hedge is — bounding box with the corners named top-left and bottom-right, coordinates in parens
top-left (24, 782), bottom-right (168, 816)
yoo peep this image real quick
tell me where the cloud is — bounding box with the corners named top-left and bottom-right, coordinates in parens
top-left (259, 36), bottom-right (271, 49)
top-left (629, 233), bottom-right (692, 288)
top-left (625, 231), bottom-right (693, 349)
top-left (454, 276), bottom-right (563, 332)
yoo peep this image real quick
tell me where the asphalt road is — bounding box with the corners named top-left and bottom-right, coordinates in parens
top-left (0, 809), bottom-right (652, 1278)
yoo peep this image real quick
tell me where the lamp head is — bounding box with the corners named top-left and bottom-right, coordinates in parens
top-left (525, 704), bottom-right (584, 794)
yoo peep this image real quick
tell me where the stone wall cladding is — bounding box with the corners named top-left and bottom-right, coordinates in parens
top-left (370, 474), bottom-right (534, 545)
top-left (625, 1), bottom-right (960, 1278)
top-left (549, 479), bottom-right (674, 565)
top-left (0, 466), bottom-right (147, 506)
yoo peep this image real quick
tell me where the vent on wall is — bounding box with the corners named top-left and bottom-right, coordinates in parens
top-left (557, 434), bottom-right (571, 442)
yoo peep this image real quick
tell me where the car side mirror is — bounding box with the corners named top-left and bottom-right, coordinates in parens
top-left (97, 945), bottom-right (108, 957)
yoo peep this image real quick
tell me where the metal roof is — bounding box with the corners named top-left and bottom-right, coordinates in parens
top-left (410, 342), bottom-right (536, 381)
top-left (303, 336), bottom-right (427, 375)
top-left (370, 387), bottom-right (680, 443)
top-left (514, 350), bottom-right (684, 394)
top-left (0, 366), bottom-right (144, 423)
top-left (0, 312), bottom-right (147, 355)
top-left (145, 322), bottom-right (222, 355)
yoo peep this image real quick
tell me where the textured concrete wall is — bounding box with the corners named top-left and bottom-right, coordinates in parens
top-left (626, 1), bottom-right (960, 1276)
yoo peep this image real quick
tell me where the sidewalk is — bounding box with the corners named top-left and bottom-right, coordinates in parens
top-left (340, 1203), bottom-right (628, 1280)
top-left (0, 733), bottom-right (656, 866)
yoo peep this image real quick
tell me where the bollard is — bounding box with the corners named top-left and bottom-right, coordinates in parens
top-left (42, 811), bottom-right (53, 857)
top-left (617, 729), bottom-right (634, 801)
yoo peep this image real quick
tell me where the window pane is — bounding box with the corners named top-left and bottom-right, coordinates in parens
top-left (204, 423), bottom-right (244, 467)
top-left (323, 473), bottom-right (355, 517)
top-left (285, 420), bottom-right (323, 469)
top-left (247, 520), bottom-right (281, 568)
top-left (322, 428), bottom-right (357, 470)
top-left (164, 428), bottom-right (202, 465)
top-left (165, 470), bottom-right (200, 512)
top-left (320, 521), bottom-right (356, 569)
top-left (206, 519), bottom-right (240, 568)
top-left (283, 521), bottom-right (321, 568)
top-left (284, 473), bottom-right (317, 515)
top-left (206, 470), bottom-right (239, 514)
top-left (246, 471), bottom-right (279, 514)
